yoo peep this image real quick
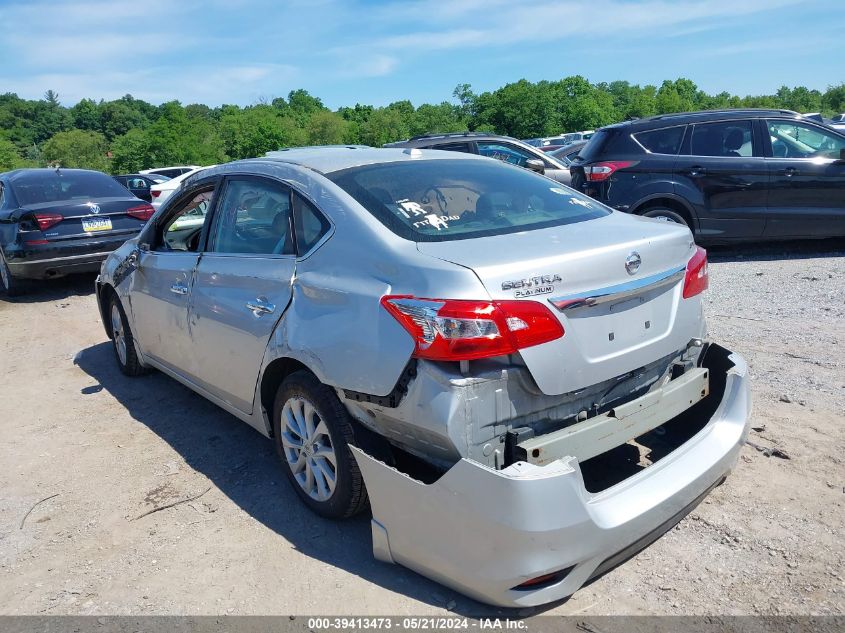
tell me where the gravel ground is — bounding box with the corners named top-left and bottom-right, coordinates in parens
top-left (0, 239), bottom-right (843, 617)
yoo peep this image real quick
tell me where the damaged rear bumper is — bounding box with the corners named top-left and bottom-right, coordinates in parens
top-left (350, 344), bottom-right (751, 607)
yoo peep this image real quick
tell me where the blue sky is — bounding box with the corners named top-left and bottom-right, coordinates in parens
top-left (0, 0), bottom-right (842, 108)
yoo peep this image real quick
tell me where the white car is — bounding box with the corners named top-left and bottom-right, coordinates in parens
top-left (150, 166), bottom-right (212, 209)
top-left (140, 165), bottom-right (201, 179)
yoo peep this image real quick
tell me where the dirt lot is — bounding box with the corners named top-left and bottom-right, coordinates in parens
top-left (0, 241), bottom-right (843, 617)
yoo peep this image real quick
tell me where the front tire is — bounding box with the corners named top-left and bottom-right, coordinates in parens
top-left (273, 371), bottom-right (368, 519)
top-left (109, 294), bottom-right (146, 376)
top-left (0, 249), bottom-right (27, 297)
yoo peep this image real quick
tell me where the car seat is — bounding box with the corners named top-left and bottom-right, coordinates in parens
top-left (723, 128), bottom-right (744, 157)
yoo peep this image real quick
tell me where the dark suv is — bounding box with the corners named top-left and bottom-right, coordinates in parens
top-left (569, 109), bottom-right (845, 242)
top-left (386, 132), bottom-right (572, 185)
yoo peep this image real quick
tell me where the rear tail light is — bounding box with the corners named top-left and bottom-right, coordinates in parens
top-left (127, 204), bottom-right (155, 222)
top-left (34, 213), bottom-right (63, 231)
top-left (585, 160), bottom-right (634, 182)
top-left (683, 246), bottom-right (708, 298)
top-left (381, 296), bottom-right (564, 361)
top-left (150, 190), bottom-right (161, 198)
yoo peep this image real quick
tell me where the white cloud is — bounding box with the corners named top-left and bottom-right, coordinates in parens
top-left (0, 0), bottom-right (814, 105)
top-left (0, 64), bottom-right (298, 105)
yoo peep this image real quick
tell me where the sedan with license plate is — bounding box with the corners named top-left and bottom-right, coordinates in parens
top-left (0, 168), bottom-right (155, 296)
top-left (95, 148), bottom-right (751, 607)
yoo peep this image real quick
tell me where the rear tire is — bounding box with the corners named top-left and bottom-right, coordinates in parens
top-left (0, 249), bottom-right (27, 297)
top-left (108, 293), bottom-right (146, 377)
top-left (273, 371), bottom-right (368, 519)
top-left (642, 207), bottom-right (689, 228)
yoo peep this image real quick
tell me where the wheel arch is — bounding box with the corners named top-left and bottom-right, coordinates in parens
top-left (259, 356), bottom-right (313, 437)
top-left (97, 282), bottom-right (117, 339)
top-left (631, 194), bottom-right (699, 232)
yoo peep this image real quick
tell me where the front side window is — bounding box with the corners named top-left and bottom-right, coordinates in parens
top-left (767, 120), bottom-right (845, 159)
top-left (633, 126), bottom-right (685, 155)
top-left (158, 189), bottom-right (213, 252)
top-left (327, 158), bottom-right (608, 242)
top-left (689, 121), bottom-right (753, 157)
top-left (210, 178), bottom-right (294, 256)
top-left (476, 142), bottom-right (536, 168)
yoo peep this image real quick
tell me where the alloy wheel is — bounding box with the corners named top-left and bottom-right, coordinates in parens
top-left (280, 397), bottom-right (338, 502)
top-left (111, 303), bottom-right (128, 366)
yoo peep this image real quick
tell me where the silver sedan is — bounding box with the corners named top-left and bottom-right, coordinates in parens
top-left (96, 148), bottom-right (750, 607)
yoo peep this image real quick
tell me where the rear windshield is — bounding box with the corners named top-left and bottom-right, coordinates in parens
top-left (574, 129), bottom-right (611, 162)
top-left (12, 170), bottom-right (130, 206)
top-left (327, 159), bottom-right (609, 242)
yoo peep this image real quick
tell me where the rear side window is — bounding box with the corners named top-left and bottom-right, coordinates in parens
top-left (293, 193), bottom-right (331, 255)
top-left (327, 158), bottom-right (608, 242)
top-left (634, 126), bottom-right (685, 155)
top-left (12, 170), bottom-right (129, 206)
top-left (689, 121), bottom-right (753, 157)
top-left (428, 142), bottom-right (473, 153)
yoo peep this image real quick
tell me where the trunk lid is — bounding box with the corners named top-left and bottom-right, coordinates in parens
top-left (416, 212), bottom-right (702, 396)
top-left (22, 198), bottom-right (149, 242)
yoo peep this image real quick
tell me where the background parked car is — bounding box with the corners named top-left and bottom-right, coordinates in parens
top-left (547, 140), bottom-right (590, 166)
top-left (0, 168), bottom-right (154, 295)
top-left (113, 173), bottom-right (170, 202)
top-left (569, 109), bottom-right (845, 243)
top-left (524, 131), bottom-right (594, 147)
top-left (386, 132), bottom-right (573, 185)
top-left (150, 166), bottom-right (212, 209)
top-left (139, 165), bottom-right (200, 179)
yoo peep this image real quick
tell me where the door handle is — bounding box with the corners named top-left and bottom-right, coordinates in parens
top-left (687, 166), bottom-right (706, 177)
top-left (246, 297), bottom-right (276, 317)
top-left (784, 167), bottom-right (797, 177)
top-left (170, 283), bottom-right (188, 295)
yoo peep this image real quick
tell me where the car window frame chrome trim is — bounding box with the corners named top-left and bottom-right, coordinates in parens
top-left (548, 265), bottom-right (685, 312)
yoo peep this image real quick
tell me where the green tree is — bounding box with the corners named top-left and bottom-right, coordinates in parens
top-left (145, 101), bottom-right (227, 165)
top-left (111, 128), bottom-right (151, 173)
top-left (42, 129), bottom-right (110, 171)
top-left (100, 101), bottom-right (146, 141)
top-left (220, 105), bottom-right (303, 159)
top-left (360, 108), bottom-right (410, 146)
top-left (822, 83), bottom-right (845, 115)
top-left (410, 103), bottom-right (465, 136)
top-left (284, 89), bottom-right (327, 125)
top-left (0, 136), bottom-right (26, 170)
top-left (70, 98), bottom-right (102, 131)
top-left (306, 111), bottom-right (350, 145)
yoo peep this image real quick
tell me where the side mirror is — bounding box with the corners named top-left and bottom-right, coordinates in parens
top-left (525, 158), bottom-right (545, 174)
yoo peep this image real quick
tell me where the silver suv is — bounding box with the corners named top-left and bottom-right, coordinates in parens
top-left (96, 148), bottom-right (751, 607)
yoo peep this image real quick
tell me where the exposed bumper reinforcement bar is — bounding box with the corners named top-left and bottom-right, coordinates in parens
top-left (517, 366), bottom-right (709, 465)
top-left (351, 344), bottom-right (750, 607)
